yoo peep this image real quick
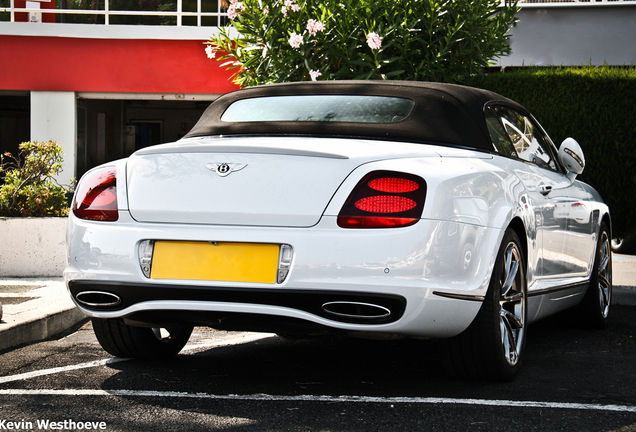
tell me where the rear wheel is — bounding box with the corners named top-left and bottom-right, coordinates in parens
top-left (92, 318), bottom-right (193, 359)
top-left (442, 228), bottom-right (527, 381)
top-left (611, 235), bottom-right (636, 255)
top-left (457, 241), bottom-right (474, 273)
top-left (578, 223), bottom-right (612, 329)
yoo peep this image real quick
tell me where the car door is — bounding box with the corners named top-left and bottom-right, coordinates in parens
top-left (485, 105), bottom-right (578, 282)
top-left (557, 181), bottom-right (597, 277)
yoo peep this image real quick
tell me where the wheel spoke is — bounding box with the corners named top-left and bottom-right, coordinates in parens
top-left (500, 314), bottom-right (520, 364)
top-left (599, 288), bottom-right (609, 308)
top-left (599, 275), bottom-right (611, 291)
top-left (599, 253), bottom-right (609, 276)
top-left (599, 275), bottom-right (611, 309)
top-left (503, 291), bottom-right (523, 303)
top-left (501, 249), bottom-right (519, 297)
top-left (501, 308), bottom-right (523, 330)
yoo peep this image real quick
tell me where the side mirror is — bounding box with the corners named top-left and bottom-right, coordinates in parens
top-left (558, 138), bottom-right (585, 182)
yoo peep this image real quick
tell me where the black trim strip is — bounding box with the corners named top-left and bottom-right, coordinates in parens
top-left (527, 281), bottom-right (589, 298)
top-left (432, 291), bottom-right (485, 302)
top-left (433, 280), bottom-right (589, 302)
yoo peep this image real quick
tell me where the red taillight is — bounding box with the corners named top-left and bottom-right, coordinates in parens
top-left (355, 196), bottom-right (417, 213)
top-left (73, 167), bottom-right (118, 221)
top-left (368, 178), bottom-right (420, 193)
top-left (338, 171), bottom-right (426, 228)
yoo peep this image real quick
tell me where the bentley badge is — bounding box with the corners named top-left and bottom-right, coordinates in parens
top-left (206, 163), bottom-right (247, 177)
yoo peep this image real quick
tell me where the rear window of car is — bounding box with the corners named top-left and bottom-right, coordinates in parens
top-left (220, 95), bottom-right (414, 123)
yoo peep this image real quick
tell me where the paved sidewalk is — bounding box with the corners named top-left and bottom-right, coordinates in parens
top-left (0, 278), bottom-right (86, 352)
top-left (0, 254), bottom-right (635, 353)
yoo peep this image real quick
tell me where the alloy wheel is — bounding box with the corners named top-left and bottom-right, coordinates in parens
top-left (499, 242), bottom-right (526, 367)
top-left (597, 231), bottom-right (612, 319)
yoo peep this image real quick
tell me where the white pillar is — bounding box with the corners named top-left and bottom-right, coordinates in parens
top-left (30, 91), bottom-right (76, 186)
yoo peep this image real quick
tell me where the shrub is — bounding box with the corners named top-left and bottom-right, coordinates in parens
top-left (0, 141), bottom-right (73, 217)
top-left (464, 66), bottom-right (636, 239)
top-left (207, 0), bottom-right (519, 87)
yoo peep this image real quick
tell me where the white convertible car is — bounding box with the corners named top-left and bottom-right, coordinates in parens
top-left (66, 81), bottom-right (612, 381)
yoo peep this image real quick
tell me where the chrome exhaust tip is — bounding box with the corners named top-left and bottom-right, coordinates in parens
top-left (76, 291), bottom-right (121, 308)
top-left (321, 301), bottom-right (391, 320)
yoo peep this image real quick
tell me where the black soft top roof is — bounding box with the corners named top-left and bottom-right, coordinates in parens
top-left (184, 81), bottom-right (526, 151)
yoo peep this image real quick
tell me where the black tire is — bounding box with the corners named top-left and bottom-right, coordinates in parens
top-left (611, 235), bottom-right (636, 255)
top-left (578, 223), bottom-right (612, 329)
top-left (92, 318), bottom-right (193, 359)
top-left (442, 228), bottom-right (527, 381)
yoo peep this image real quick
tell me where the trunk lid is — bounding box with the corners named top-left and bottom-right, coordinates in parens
top-left (126, 136), bottom-right (440, 227)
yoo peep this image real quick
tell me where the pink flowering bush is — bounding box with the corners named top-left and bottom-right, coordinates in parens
top-left (288, 32), bottom-right (304, 49)
top-left (207, 0), bottom-right (518, 87)
top-left (306, 19), bottom-right (325, 37)
top-left (365, 32), bottom-right (382, 50)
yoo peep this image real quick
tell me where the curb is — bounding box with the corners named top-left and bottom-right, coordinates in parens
top-left (0, 306), bottom-right (87, 352)
top-left (0, 280), bottom-right (87, 352)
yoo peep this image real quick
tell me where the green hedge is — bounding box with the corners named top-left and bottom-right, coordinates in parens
top-left (463, 66), bottom-right (636, 239)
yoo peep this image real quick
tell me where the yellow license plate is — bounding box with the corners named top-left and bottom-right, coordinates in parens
top-left (151, 241), bottom-right (280, 283)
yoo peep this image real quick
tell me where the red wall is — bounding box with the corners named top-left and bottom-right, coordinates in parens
top-left (0, 35), bottom-right (239, 94)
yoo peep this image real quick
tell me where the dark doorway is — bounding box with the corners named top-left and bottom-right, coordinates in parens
top-left (132, 120), bottom-right (163, 150)
top-left (0, 92), bottom-right (30, 159)
top-left (76, 97), bottom-right (211, 180)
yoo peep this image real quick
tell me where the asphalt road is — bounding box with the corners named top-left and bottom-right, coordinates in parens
top-left (0, 305), bottom-right (635, 432)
